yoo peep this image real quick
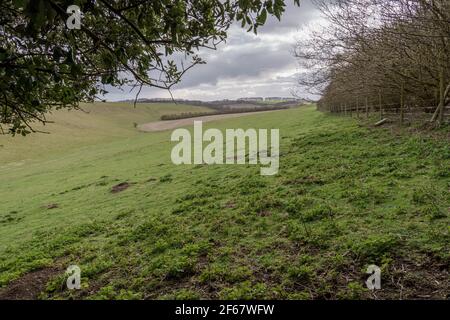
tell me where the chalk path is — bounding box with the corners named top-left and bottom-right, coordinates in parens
top-left (137, 110), bottom-right (285, 132)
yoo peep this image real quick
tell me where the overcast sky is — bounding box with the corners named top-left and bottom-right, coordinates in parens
top-left (105, 0), bottom-right (322, 101)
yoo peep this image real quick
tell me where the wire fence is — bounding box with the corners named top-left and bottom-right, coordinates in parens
top-left (320, 103), bottom-right (450, 124)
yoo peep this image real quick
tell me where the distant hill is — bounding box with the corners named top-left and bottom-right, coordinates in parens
top-left (118, 97), bottom-right (309, 109)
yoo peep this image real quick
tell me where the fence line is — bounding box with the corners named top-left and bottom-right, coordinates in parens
top-left (319, 103), bottom-right (450, 124)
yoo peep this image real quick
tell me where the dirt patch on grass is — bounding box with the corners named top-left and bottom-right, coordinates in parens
top-left (111, 182), bottom-right (131, 194)
top-left (324, 254), bottom-right (450, 300)
top-left (372, 256), bottom-right (450, 300)
top-left (137, 110), bottom-right (285, 132)
top-left (224, 201), bottom-right (237, 209)
top-left (257, 210), bottom-right (272, 217)
top-left (0, 267), bottom-right (61, 300)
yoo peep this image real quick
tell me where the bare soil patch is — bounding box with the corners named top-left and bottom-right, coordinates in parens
top-left (372, 257), bottom-right (450, 300)
top-left (111, 182), bottom-right (131, 193)
top-left (0, 267), bottom-right (61, 300)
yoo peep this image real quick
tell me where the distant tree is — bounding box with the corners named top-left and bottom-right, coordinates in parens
top-left (0, 0), bottom-right (299, 135)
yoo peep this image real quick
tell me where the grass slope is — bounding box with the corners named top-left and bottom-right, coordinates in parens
top-left (0, 106), bottom-right (448, 299)
top-left (0, 102), bottom-right (212, 164)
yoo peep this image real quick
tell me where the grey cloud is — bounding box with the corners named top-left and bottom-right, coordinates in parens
top-left (105, 0), bottom-right (322, 101)
top-left (172, 39), bottom-right (296, 89)
top-left (258, 0), bottom-right (321, 34)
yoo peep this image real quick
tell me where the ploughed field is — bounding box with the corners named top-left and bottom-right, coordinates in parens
top-left (0, 103), bottom-right (448, 299)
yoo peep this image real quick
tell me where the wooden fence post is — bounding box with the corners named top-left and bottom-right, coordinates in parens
top-left (400, 82), bottom-right (405, 125)
top-left (438, 61), bottom-right (446, 125)
top-left (378, 91), bottom-right (383, 120)
top-left (356, 98), bottom-right (360, 118)
top-left (365, 97), bottom-right (369, 118)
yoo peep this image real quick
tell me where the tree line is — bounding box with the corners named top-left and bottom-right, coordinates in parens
top-left (160, 105), bottom-right (289, 121)
top-left (295, 0), bottom-right (450, 126)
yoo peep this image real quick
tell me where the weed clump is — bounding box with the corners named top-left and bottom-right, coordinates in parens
top-left (351, 235), bottom-right (398, 262)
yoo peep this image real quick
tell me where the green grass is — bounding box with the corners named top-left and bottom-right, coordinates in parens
top-left (0, 102), bottom-right (212, 164)
top-left (0, 105), bottom-right (448, 299)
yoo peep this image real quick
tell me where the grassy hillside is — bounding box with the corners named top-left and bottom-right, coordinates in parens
top-left (0, 102), bottom-right (212, 164)
top-left (0, 106), bottom-right (448, 299)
